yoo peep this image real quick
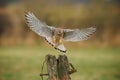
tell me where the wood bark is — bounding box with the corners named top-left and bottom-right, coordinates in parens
top-left (40, 54), bottom-right (77, 80)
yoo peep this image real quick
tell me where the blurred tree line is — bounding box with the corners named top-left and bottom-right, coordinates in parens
top-left (0, 0), bottom-right (120, 47)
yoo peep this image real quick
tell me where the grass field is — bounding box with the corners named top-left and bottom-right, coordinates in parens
top-left (0, 46), bottom-right (120, 80)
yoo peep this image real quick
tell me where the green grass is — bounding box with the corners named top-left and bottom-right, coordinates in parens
top-left (0, 46), bottom-right (120, 80)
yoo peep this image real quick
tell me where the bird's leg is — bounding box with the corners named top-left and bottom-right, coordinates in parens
top-left (59, 37), bottom-right (63, 44)
top-left (52, 36), bottom-right (56, 44)
top-left (55, 41), bottom-right (59, 47)
top-left (52, 36), bottom-right (58, 47)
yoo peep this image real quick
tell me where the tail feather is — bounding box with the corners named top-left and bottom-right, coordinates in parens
top-left (45, 38), bottom-right (67, 53)
top-left (55, 44), bottom-right (66, 53)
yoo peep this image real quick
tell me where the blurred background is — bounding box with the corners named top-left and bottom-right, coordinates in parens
top-left (0, 0), bottom-right (120, 80)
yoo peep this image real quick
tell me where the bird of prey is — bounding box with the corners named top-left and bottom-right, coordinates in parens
top-left (25, 12), bottom-right (96, 53)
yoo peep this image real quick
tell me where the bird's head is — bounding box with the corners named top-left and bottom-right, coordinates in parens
top-left (55, 28), bottom-right (63, 36)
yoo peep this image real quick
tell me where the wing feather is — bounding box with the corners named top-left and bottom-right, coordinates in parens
top-left (25, 12), bottom-right (55, 38)
top-left (63, 27), bottom-right (96, 41)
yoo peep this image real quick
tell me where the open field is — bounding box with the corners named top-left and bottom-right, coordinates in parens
top-left (0, 46), bottom-right (120, 80)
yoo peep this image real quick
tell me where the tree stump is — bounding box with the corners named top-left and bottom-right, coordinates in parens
top-left (40, 54), bottom-right (77, 80)
top-left (46, 55), bottom-right (58, 80)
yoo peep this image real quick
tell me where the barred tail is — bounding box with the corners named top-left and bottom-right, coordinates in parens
top-left (45, 38), bottom-right (67, 53)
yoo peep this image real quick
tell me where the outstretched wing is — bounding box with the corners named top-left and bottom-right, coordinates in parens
top-left (63, 27), bottom-right (96, 42)
top-left (25, 12), bottom-right (55, 38)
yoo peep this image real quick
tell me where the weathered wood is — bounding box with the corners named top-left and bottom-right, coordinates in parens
top-left (46, 55), bottom-right (58, 80)
top-left (57, 55), bottom-right (70, 80)
top-left (40, 54), bottom-right (77, 80)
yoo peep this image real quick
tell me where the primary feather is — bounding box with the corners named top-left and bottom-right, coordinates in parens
top-left (25, 12), bottom-right (54, 38)
top-left (63, 27), bottom-right (96, 42)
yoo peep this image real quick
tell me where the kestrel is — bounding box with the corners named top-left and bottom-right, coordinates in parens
top-left (25, 12), bottom-right (96, 53)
